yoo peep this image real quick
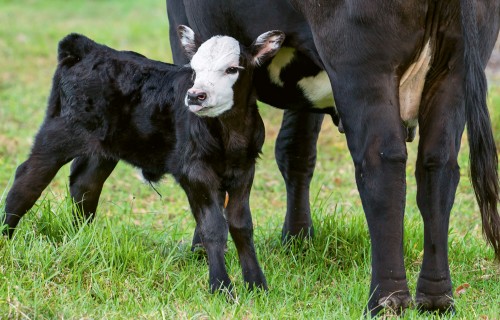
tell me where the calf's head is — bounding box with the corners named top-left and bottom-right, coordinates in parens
top-left (178, 25), bottom-right (285, 117)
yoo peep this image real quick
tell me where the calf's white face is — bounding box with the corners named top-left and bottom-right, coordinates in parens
top-left (187, 36), bottom-right (241, 117)
top-left (178, 25), bottom-right (285, 118)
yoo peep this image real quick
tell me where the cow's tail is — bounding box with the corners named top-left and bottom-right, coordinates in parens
top-left (460, 0), bottom-right (500, 260)
top-left (57, 33), bottom-right (95, 64)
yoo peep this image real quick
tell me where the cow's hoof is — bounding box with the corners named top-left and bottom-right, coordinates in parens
top-left (415, 276), bottom-right (454, 313)
top-left (415, 292), bottom-right (454, 314)
top-left (368, 292), bottom-right (412, 317)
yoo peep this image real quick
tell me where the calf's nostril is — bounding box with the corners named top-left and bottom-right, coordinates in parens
top-left (197, 92), bottom-right (207, 101)
top-left (187, 90), bottom-right (207, 103)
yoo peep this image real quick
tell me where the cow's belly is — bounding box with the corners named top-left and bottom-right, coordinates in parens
top-left (266, 43), bottom-right (432, 126)
top-left (399, 41), bottom-right (432, 127)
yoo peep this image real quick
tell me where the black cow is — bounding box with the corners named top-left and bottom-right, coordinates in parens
top-left (167, 0), bottom-right (500, 315)
top-left (1, 27), bottom-right (285, 292)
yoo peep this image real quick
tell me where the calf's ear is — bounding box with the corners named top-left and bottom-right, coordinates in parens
top-left (251, 30), bottom-right (285, 66)
top-left (177, 25), bottom-right (200, 60)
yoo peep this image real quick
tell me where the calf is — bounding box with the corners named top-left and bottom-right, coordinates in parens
top-left (1, 26), bottom-right (285, 292)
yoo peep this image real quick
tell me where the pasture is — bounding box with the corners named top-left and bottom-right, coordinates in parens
top-left (1, 0), bottom-right (499, 318)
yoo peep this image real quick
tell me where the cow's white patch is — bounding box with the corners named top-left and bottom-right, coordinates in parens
top-left (298, 71), bottom-right (335, 109)
top-left (267, 47), bottom-right (295, 86)
top-left (399, 41), bottom-right (432, 127)
top-left (188, 36), bottom-right (241, 117)
top-left (267, 46), bottom-right (335, 109)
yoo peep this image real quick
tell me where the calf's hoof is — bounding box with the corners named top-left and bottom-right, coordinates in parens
top-left (246, 275), bottom-right (268, 291)
top-left (210, 278), bottom-right (233, 295)
top-left (281, 224), bottom-right (314, 245)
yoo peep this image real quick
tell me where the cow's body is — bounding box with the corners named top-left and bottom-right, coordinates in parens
top-left (2, 31), bottom-right (285, 292)
top-left (167, 0), bottom-right (500, 315)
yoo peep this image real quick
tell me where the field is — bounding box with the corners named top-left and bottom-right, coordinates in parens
top-left (1, 0), bottom-right (499, 318)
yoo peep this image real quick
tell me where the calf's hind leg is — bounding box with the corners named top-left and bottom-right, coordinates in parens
top-left (69, 156), bottom-right (118, 223)
top-left (2, 119), bottom-right (81, 237)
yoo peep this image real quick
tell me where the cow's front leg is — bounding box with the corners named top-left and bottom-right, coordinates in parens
top-left (179, 175), bottom-right (231, 292)
top-left (275, 110), bottom-right (324, 242)
top-left (226, 167), bottom-right (267, 290)
top-left (69, 156), bottom-right (118, 223)
top-left (332, 72), bottom-right (412, 316)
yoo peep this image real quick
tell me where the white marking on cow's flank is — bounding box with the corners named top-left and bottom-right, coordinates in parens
top-left (267, 47), bottom-right (296, 86)
top-left (298, 71), bottom-right (335, 108)
top-left (399, 41), bottom-right (432, 127)
top-left (267, 47), bottom-right (335, 108)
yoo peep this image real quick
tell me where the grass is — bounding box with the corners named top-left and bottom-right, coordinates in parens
top-left (0, 0), bottom-right (499, 318)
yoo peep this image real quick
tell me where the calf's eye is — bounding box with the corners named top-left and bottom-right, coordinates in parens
top-left (225, 67), bottom-right (238, 75)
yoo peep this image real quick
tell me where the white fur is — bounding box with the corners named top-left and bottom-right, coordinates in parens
top-left (268, 46), bottom-right (335, 109)
top-left (180, 27), bottom-right (195, 48)
top-left (297, 71), bottom-right (335, 109)
top-left (267, 47), bottom-right (295, 86)
top-left (187, 36), bottom-right (241, 117)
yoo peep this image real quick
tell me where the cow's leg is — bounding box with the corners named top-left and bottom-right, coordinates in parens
top-left (329, 72), bottom-right (412, 315)
top-left (69, 156), bottom-right (118, 223)
top-left (414, 74), bottom-right (464, 313)
top-left (275, 110), bottom-right (324, 242)
top-left (179, 177), bottom-right (231, 292)
top-left (2, 120), bottom-right (79, 237)
top-left (226, 167), bottom-right (267, 290)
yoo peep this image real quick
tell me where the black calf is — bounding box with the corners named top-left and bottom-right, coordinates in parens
top-left (2, 27), bottom-right (285, 292)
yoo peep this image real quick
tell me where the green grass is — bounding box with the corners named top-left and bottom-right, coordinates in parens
top-left (1, 0), bottom-right (499, 318)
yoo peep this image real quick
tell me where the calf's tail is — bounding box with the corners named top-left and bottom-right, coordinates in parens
top-left (460, 0), bottom-right (500, 260)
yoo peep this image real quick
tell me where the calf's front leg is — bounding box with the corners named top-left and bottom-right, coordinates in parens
top-left (179, 174), bottom-right (231, 292)
top-left (226, 167), bottom-right (267, 290)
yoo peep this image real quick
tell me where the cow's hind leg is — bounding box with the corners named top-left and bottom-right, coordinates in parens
top-left (226, 167), bottom-right (267, 290)
top-left (275, 110), bottom-right (324, 242)
top-left (329, 71), bottom-right (412, 316)
top-left (2, 120), bottom-right (80, 237)
top-left (414, 74), bottom-right (465, 313)
top-left (69, 156), bottom-right (118, 223)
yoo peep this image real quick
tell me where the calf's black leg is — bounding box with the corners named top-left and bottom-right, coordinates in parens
top-left (275, 110), bottom-right (324, 242)
top-left (2, 119), bottom-right (80, 237)
top-left (179, 174), bottom-right (231, 292)
top-left (226, 167), bottom-right (267, 290)
top-left (69, 156), bottom-right (118, 223)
